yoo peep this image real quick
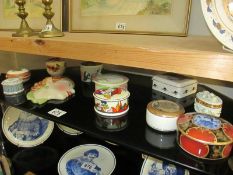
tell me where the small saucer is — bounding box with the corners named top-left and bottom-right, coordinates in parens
top-left (2, 106), bottom-right (54, 147)
top-left (58, 144), bottom-right (116, 175)
top-left (56, 123), bottom-right (83, 136)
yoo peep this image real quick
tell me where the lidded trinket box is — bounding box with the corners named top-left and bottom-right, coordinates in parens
top-left (6, 68), bottom-right (31, 83)
top-left (194, 91), bottom-right (222, 117)
top-left (177, 113), bottom-right (233, 160)
top-left (152, 73), bottom-right (197, 98)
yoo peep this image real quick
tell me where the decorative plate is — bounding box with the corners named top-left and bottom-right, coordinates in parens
top-left (140, 156), bottom-right (189, 175)
top-left (201, 0), bottom-right (233, 50)
top-left (58, 144), bottom-right (116, 175)
top-left (57, 123), bottom-right (83, 136)
top-left (2, 106), bottom-right (54, 147)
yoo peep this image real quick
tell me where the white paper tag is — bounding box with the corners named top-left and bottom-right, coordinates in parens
top-left (116, 22), bottom-right (127, 31)
top-left (48, 108), bottom-right (67, 117)
top-left (81, 162), bottom-right (96, 172)
top-left (42, 24), bottom-right (53, 32)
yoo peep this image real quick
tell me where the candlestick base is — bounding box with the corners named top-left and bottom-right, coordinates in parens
top-left (39, 21), bottom-right (64, 38)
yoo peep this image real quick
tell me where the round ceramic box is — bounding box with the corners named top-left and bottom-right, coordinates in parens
top-left (4, 91), bottom-right (26, 105)
top-left (46, 58), bottom-right (66, 77)
top-left (177, 113), bottom-right (233, 160)
top-left (6, 68), bottom-right (31, 83)
top-left (1, 78), bottom-right (24, 95)
top-left (194, 91), bottom-right (222, 117)
top-left (146, 100), bottom-right (185, 132)
top-left (92, 73), bottom-right (129, 90)
top-left (93, 88), bottom-right (130, 115)
top-left (80, 61), bottom-right (103, 82)
top-left (95, 108), bottom-right (128, 131)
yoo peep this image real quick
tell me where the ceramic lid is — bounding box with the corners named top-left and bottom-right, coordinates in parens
top-left (196, 91), bottom-right (222, 106)
top-left (6, 68), bottom-right (30, 76)
top-left (56, 123), bottom-right (83, 135)
top-left (92, 73), bottom-right (129, 86)
top-left (93, 88), bottom-right (130, 101)
top-left (152, 73), bottom-right (197, 88)
top-left (2, 106), bottom-right (54, 147)
top-left (58, 144), bottom-right (116, 175)
top-left (147, 100), bottom-right (185, 118)
top-left (177, 113), bottom-right (233, 145)
top-left (140, 156), bottom-right (189, 175)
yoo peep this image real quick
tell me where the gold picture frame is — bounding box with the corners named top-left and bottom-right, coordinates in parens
top-left (0, 0), bottom-right (62, 31)
top-left (69, 0), bottom-right (192, 36)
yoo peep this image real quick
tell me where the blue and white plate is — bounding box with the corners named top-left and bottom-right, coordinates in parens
top-left (58, 144), bottom-right (116, 175)
top-left (140, 156), bottom-right (189, 175)
top-left (2, 106), bottom-right (54, 147)
top-left (57, 123), bottom-right (83, 136)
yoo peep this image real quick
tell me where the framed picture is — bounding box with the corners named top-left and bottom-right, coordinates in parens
top-left (69, 0), bottom-right (191, 36)
top-left (0, 0), bottom-right (62, 31)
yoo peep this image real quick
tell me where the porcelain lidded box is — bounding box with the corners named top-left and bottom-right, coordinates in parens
top-left (92, 73), bottom-right (129, 90)
top-left (152, 73), bottom-right (197, 99)
top-left (177, 113), bottom-right (233, 160)
top-left (6, 68), bottom-right (31, 83)
top-left (93, 88), bottom-right (130, 116)
top-left (146, 100), bottom-right (185, 132)
top-left (194, 91), bottom-right (222, 117)
top-left (46, 58), bottom-right (66, 77)
top-left (1, 78), bottom-right (24, 95)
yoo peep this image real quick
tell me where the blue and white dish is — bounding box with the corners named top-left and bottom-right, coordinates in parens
top-left (2, 106), bottom-right (54, 147)
top-left (58, 144), bottom-right (116, 175)
top-left (56, 123), bottom-right (83, 136)
top-left (140, 156), bottom-right (189, 175)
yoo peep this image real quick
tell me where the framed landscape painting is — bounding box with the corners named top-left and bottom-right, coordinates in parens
top-left (0, 0), bottom-right (62, 31)
top-left (69, 0), bottom-right (192, 36)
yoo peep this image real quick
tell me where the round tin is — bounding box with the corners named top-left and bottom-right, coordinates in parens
top-left (93, 88), bottom-right (130, 115)
top-left (146, 100), bottom-right (185, 132)
top-left (92, 73), bottom-right (129, 90)
top-left (1, 78), bottom-right (24, 95)
top-left (194, 91), bottom-right (222, 117)
top-left (6, 68), bottom-right (31, 83)
top-left (177, 113), bottom-right (233, 160)
top-left (95, 107), bottom-right (128, 131)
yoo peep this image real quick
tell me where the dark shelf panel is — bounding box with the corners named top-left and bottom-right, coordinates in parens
top-left (1, 68), bottom-right (233, 175)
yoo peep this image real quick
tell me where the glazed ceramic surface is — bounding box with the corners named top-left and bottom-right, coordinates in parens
top-left (4, 91), bottom-right (26, 105)
top-left (201, 0), bottom-right (233, 51)
top-left (140, 156), bottom-right (189, 175)
top-left (27, 77), bottom-right (75, 105)
top-left (152, 73), bottom-right (197, 99)
top-left (80, 61), bottom-right (103, 82)
top-left (95, 108), bottom-right (128, 131)
top-left (92, 73), bottom-right (129, 90)
top-left (93, 88), bottom-right (130, 115)
top-left (146, 100), bottom-right (185, 132)
top-left (6, 68), bottom-right (31, 83)
top-left (1, 78), bottom-right (24, 95)
top-left (58, 144), bottom-right (116, 175)
top-left (194, 91), bottom-right (222, 117)
top-left (57, 124), bottom-right (83, 136)
top-left (145, 126), bottom-right (176, 149)
top-left (2, 106), bottom-right (54, 147)
top-left (177, 113), bottom-right (233, 160)
top-left (46, 58), bottom-right (66, 77)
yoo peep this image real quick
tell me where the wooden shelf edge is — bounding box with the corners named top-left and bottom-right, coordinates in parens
top-left (0, 31), bottom-right (233, 82)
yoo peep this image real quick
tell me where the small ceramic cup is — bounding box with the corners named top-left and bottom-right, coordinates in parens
top-left (80, 61), bottom-right (103, 82)
top-left (46, 58), bottom-right (66, 77)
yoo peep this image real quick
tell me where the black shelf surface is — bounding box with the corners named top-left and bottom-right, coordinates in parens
top-left (1, 68), bottom-right (233, 175)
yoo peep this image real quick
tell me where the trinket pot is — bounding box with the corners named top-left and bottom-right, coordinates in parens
top-left (80, 61), bottom-right (103, 82)
top-left (6, 68), bottom-right (31, 83)
top-left (1, 78), bottom-right (24, 95)
top-left (194, 91), bottom-right (222, 117)
top-left (46, 58), bottom-right (66, 77)
top-left (152, 73), bottom-right (197, 99)
top-left (177, 113), bottom-right (233, 160)
top-left (146, 100), bottom-right (185, 132)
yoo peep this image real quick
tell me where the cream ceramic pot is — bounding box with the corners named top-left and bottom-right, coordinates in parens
top-left (146, 100), bottom-right (185, 132)
top-left (93, 88), bottom-right (130, 116)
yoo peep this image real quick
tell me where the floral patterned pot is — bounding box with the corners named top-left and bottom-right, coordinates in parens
top-left (46, 58), bottom-right (66, 77)
top-left (177, 113), bottom-right (233, 160)
top-left (80, 61), bottom-right (103, 82)
top-left (93, 88), bottom-right (130, 115)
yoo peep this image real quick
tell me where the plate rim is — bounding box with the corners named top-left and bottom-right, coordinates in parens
top-left (57, 144), bottom-right (116, 175)
top-left (2, 106), bottom-right (54, 147)
top-left (56, 123), bottom-right (83, 136)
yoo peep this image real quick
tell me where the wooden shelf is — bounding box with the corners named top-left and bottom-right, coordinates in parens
top-left (0, 31), bottom-right (233, 82)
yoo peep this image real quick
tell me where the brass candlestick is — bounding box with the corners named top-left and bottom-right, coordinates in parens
top-left (39, 0), bottom-right (64, 38)
top-left (12, 0), bottom-right (35, 37)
